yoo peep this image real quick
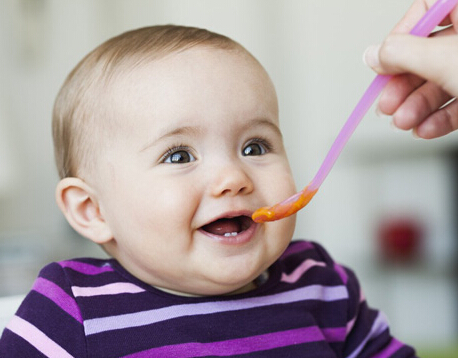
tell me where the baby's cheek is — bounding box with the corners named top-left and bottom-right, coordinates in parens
top-left (264, 214), bottom-right (296, 264)
top-left (151, 187), bottom-right (197, 227)
top-left (274, 166), bottom-right (296, 198)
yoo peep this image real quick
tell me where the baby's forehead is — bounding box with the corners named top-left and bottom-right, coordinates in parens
top-left (107, 45), bottom-right (274, 104)
top-left (125, 45), bottom-right (261, 77)
top-left (98, 44), bottom-right (278, 129)
top-left (101, 45), bottom-right (278, 128)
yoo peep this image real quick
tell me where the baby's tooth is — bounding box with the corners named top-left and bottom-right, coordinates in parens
top-left (224, 232), bottom-right (238, 237)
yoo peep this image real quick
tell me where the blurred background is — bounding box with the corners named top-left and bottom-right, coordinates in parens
top-left (0, 0), bottom-right (457, 355)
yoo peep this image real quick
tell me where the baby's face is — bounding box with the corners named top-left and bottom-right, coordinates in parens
top-left (93, 47), bottom-right (297, 296)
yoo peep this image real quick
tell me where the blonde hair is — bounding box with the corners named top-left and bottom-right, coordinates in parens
top-left (52, 25), bottom-right (243, 179)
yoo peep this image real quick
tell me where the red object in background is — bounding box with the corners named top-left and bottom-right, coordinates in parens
top-left (378, 217), bottom-right (424, 264)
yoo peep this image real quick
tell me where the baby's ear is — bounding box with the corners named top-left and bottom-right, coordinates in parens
top-left (55, 177), bottom-right (113, 244)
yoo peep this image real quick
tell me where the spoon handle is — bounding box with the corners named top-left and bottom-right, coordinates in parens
top-left (252, 0), bottom-right (458, 223)
top-left (309, 74), bottom-right (390, 191)
top-left (310, 0), bottom-right (458, 190)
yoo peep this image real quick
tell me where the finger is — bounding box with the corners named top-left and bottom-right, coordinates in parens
top-left (414, 98), bottom-right (458, 138)
top-left (378, 74), bottom-right (425, 115)
top-left (392, 80), bottom-right (454, 130)
top-left (377, 34), bottom-right (458, 96)
top-left (390, 0), bottom-right (434, 34)
top-left (363, 20), bottom-right (457, 73)
top-left (389, 0), bottom-right (453, 35)
top-left (452, 4), bottom-right (458, 26)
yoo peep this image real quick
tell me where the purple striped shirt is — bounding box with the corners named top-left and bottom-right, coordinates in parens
top-left (0, 240), bottom-right (417, 357)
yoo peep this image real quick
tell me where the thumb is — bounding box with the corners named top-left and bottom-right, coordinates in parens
top-left (364, 34), bottom-right (458, 96)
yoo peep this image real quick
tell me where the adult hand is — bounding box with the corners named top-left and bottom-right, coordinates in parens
top-left (364, 0), bottom-right (458, 139)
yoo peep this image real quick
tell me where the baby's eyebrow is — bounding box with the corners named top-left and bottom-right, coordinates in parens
top-left (140, 126), bottom-right (204, 152)
top-left (245, 118), bottom-right (283, 138)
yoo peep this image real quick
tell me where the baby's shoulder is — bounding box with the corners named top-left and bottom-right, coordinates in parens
top-left (37, 257), bottom-right (118, 286)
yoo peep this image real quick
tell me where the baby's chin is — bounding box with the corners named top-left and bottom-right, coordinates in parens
top-left (159, 268), bottom-right (267, 297)
top-left (202, 265), bottom-right (272, 296)
top-left (155, 279), bottom-right (258, 297)
top-left (224, 280), bottom-right (259, 295)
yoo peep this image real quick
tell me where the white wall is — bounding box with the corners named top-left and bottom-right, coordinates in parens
top-left (1, 0), bottom-right (457, 349)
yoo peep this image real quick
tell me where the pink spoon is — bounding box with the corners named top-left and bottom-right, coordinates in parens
top-left (253, 0), bottom-right (458, 223)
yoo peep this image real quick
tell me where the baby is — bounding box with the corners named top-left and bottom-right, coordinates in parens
top-left (0, 25), bottom-right (417, 357)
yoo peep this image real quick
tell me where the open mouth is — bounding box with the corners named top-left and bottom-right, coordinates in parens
top-left (201, 215), bottom-right (254, 238)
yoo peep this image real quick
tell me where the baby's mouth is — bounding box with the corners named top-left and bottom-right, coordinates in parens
top-left (201, 216), bottom-right (253, 237)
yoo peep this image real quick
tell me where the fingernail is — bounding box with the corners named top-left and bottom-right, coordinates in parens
top-left (412, 127), bottom-right (421, 140)
top-left (390, 120), bottom-right (401, 132)
top-left (375, 106), bottom-right (389, 118)
top-left (363, 44), bottom-right (381, 69)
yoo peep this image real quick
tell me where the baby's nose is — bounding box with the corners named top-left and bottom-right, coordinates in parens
top-left (209, 163), bottom-right (254, 197)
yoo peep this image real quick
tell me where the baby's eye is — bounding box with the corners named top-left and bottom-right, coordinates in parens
top-left (163, 148), bottom-right (196, 164)
top-left (242, 140), bottom-right (270, 156)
